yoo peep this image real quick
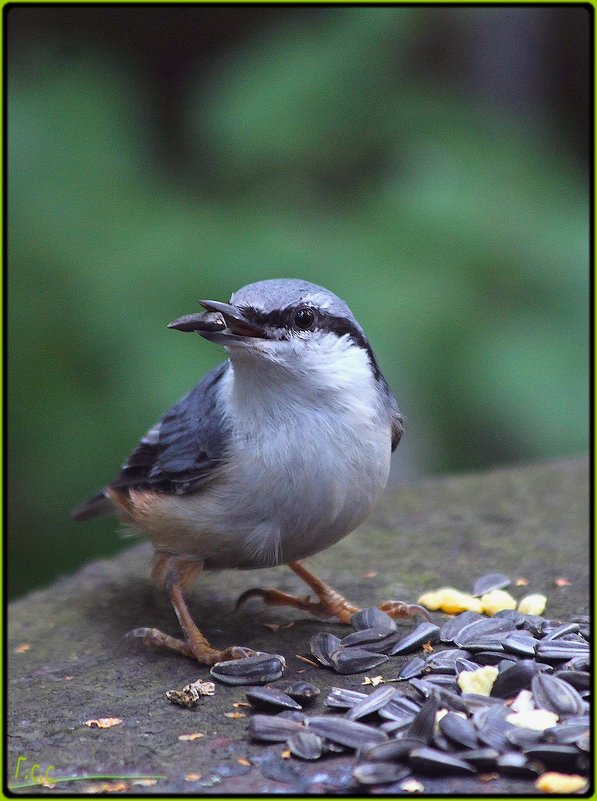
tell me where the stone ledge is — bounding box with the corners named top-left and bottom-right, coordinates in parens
top-left (8, 457), bottom-right (589, 794)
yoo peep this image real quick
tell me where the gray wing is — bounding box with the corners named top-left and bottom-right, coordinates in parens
top-left (71, 362), bottom-right (231, 520)
top-left (380, 375), bottom-right (403, 452)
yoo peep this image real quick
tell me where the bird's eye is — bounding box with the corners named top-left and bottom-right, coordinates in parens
top-left (293, 307), bottom-right (315, 331)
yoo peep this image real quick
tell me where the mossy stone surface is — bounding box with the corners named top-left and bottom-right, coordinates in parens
top-left (8, 458), bottom-right (589, 794)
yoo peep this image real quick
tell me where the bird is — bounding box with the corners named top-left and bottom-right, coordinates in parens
top-left (72, 278), bottom-right (427, 665)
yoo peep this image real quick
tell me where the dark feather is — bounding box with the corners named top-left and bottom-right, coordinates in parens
top-left (71, 362), bottom-right (231, 519)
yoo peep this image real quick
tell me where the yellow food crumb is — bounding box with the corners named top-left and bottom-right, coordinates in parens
top-left (457, 665), bottom-right (499, 696)
top-left (535, 772), bottom-right (587, 793)
top-left (506, 709), bottom-right (559, 730)
top-left (417, 588), bottom-right (482, 614)
top-left (517, 593), bottom-right (547, 615)
top-left (84, 717), bottom-right (123, 728)
top-left (480, 589), bottom-right (517, 615)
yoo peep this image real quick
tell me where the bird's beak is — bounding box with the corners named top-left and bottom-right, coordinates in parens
top-left (168, 300), bottom-right (267, 344)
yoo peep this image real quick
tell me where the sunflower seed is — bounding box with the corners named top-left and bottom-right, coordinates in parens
top-left (460, 747), bottom-right (500, 771)
top-left (352, 762), bottom-right (411, 785)
top-left (309, 632), bottom-right (341, 667)
top-left (210, 652), bottom-right (286, 685)
top-left (505, 726), bottom-right (545, 748)
top-left (523, 744), bottom-right (581, 771)
top-left (497, 753), bottom-right (540, 778)
top-left (377, 695), bottom-right (421, 721)
top-left (541, 621), bottom-right (580, 639)
top-left (476, 720), bottom-right (513, 751)
top-left (247, 713), bottom-right (304, 742)
top-left (490, 660), bottom-right (538, 699)
top-left (440, 611), bottom-right (484, 642)
top-left (358, 737), bottom-right (424, 762)
top-left (286, 730), bottom-right (323, 760)
top-left (531, 673), bottom-right (585, 717)
top-left (341, 627), bottom-right (398, 649)
top-left (271, 680), bottom-right (320, 704)
top-left (245, 686), bottom-right (302, 712)
top-left (398, 656), bottom-right (426, 680)
top-left (406, 695), bottom-right (438, 744)
top-left (553, 670), bottom-right (591, 691)
top-left (426, 648), bottom-right (471, 670)
top-left (306, 716), bottom-right (388, 749)
top-left (346, 685), bottom-right (397, 721)
top-left (439, 712), bottom-right (479, 749)
top-left (330, 647), bottom-right (389, 674)
top-left (277, 709), bottom-right (307, 723)
top-left (453, 617), bottom-right (515, 647)
top-left (472, 573), bottom-right (511, 596)
top-left (389, 622), bottom-right (440, 656)
top-left (454, 657), bottom-right (483, 674)
top-left (409, 747), bottom-right (476, 775)
top-left (325, 687), bottom-right (368, 709)
top-left (351, 607), bottom-right (397, 632)
top-left (503, 633), bottom-right (540, 658)
top-left (545, 723), bottom-right (589, 745)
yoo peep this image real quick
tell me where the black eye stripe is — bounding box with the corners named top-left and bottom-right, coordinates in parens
top-left (239, 305), bottom-right (382, 380)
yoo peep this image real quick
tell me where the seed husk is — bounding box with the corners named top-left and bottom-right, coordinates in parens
top-left (377, 695), bottom-right (421, 721)
top-left (439, 712), bottom-right (479, 749)
top-left (309, 632), bottom-right (341, 667)
top-left (346, 685), bottom-right (397, 721)
top-left (553, 670), bottom-right (591, 691)
top-left (340, 627), bottom-right (398, 649)
top-left (459, 747), bottom-right (500, 771)
top-left (531, 673), bottom-right (585, 717)
top-left (440, 611), bottom-right (484, 643)
top-left (398, 656), bottom-right (426, 680)
top-left (545, 722), bottom-right (589, 745)
top-left (286, 730), bottom-right (323, 760)
top-left (325, 687), bottom-right (368, 709)
top-left (472, 573), bottom-right (511, 597)
top-left (271, 680), bottom-right (320, 704)
top-left (409, 747), bottom-right (476, 775)
top-left (358, 737), bottom-right (424, 762)
top-left (490, 659), bottom-right (538, 699)
top-left (541, 621), bottom-right (580, 639)
top-left (245, 686), bottom-right (302, 712)
top-left (247, 713), bottom-right (304, 742)
top-left (406, 695), bottom-right (438, 744)
top-left (505, 727), bottom-right (546, 748)
top-left (503, 633), bottom-right (540, 658)
top-left (351, 607), bottom-right (397, 632)
top-left (210, 652), bottom-right (286, 685)
top-left (330, 647), bottom-right (389, 674)
top-left (389, 622), bottom-right (440, 656)
top-left (523, 744), bottom-right (581, 772)
top-left (306, 716), bottom-right (388, 750)
top-left (352, 762), bottom-right (411, 785)
top-left (453, 617), bottom-right (516, 647)
top-left (497, 753), bottom-right (540, 779)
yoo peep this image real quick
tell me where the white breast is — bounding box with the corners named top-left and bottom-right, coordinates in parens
top-left (148, 335), bottom-right (394, 570)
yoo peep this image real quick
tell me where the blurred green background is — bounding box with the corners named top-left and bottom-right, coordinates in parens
top-left (8, 6), bottom-right (589, 599)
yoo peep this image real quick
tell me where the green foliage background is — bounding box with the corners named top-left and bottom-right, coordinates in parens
top-left (8, 7), bottom-right (589, 598)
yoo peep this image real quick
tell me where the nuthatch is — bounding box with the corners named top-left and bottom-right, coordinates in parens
top-left (73, 279), bottom-right (426, 665)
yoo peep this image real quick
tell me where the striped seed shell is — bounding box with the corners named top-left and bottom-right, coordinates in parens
top-left (309, 632), bottom-right (341, 667)
top-left (409, 747), bottom-right (476, 775)
top-left (388, 622), bottom-right (440, 656)
top-left (306, 716), bottom-right (388, 749)
top-left (330, 647), bottom-right (389, 674)
top-left (440, 611), bottom-right (484, 642)
top-left (346, 685), bottom-right (397, 721)
top-left (247, 713), bottom-right (304, 742)
top-left (286, 730), bottom-right (323, 760)
top-left (531, 673), bottom-right (585, 717)
top-left (352, 762), bottom-right (411, 785)
top-left (245, 686), bottom-right (302, 712)
top-left (472, 573), bottom-right (511, 596)
top-left (351, 607), bottom-right (396, 632)
top-left (439, 712), bottom-right (479, 749)
top-left (210, 652), bottom-right (285, 685)
top-left (325, 687), bottom-right (368, 709)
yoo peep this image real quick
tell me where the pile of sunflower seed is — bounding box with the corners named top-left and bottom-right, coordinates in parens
top-left (210, 584), bottom-right (590, 787)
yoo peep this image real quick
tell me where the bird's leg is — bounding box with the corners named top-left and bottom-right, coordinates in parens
top-left (128, 555), bottom-right (254, 665)
top-left (236, 560), bottom-right (430, 623)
